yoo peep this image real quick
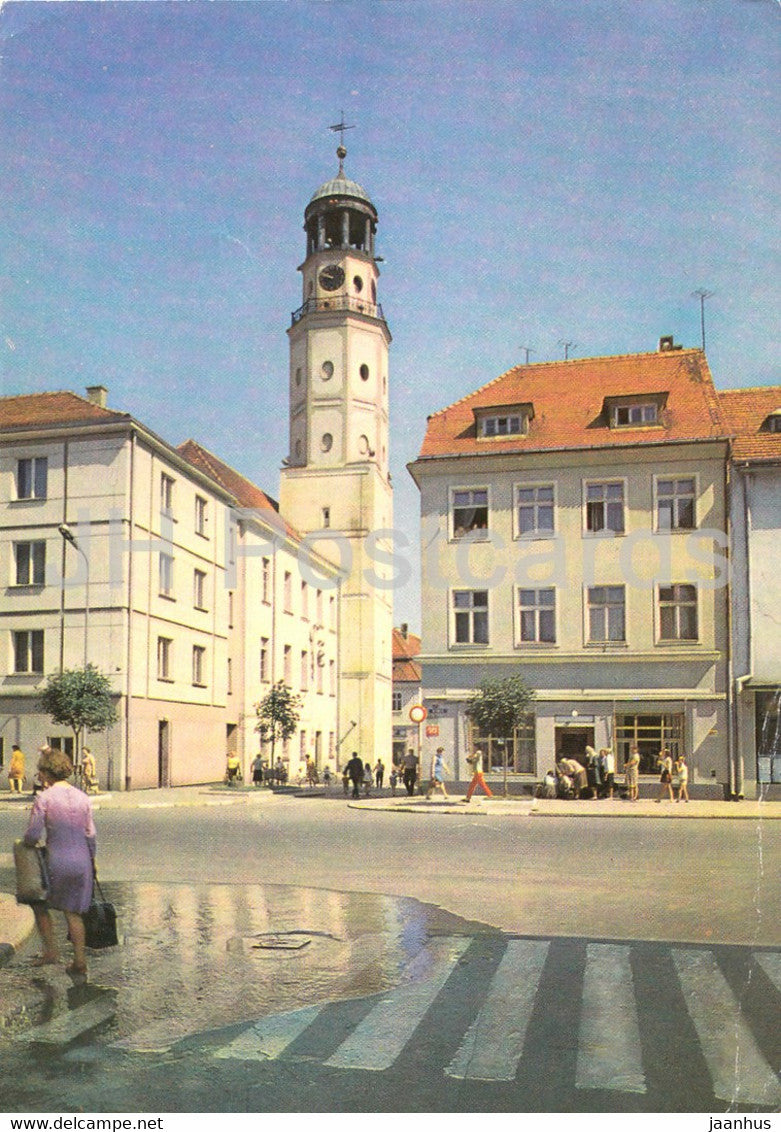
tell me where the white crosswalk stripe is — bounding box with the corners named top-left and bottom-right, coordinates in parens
top-left (673, 949), bottom-right (781, 1107)
top-left (214, 1004), bottom-right (324, 1062)
top-left (445, 938), bottom-right (549, 1081)
top-left (576, 943), bottom-right (645, 1093)
top-left (325, 936), bottom-right (470, 1071)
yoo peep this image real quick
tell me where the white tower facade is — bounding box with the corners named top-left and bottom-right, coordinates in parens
top-left (279, 146), bottom-right (393, 766)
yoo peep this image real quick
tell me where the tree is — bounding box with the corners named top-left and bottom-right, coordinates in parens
top-left (465, 674), bottom-right (535, 795)
top-left (254, 681), bottom-right (302, 766)
top-left (39, 665), bottom-right (118, 769)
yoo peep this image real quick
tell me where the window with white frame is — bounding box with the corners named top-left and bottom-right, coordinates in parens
top-left (392, 689), bottom-right (403, 712)
top-left (159, 552), bottom-right (174, 597)
top-left (14, 541), bottom-right (46, 586)
top-left (316, 654), bottom-right (324, 694)
top-left (329, 594), bottom-right (336, 628)
top-left (329, 659), bottom-right (336, 696)
top-left (301, 580), bottom-right (308, 620)
top-left (481, 414), bottom-right (524, 437)
top-left (451, 489), bottom-right (489, 538)
top-left (517, 484), bottom-right (555, 537)
top-left (262, 558), bottom-right (271, 603)
top-left (16, 457), bottom-right (48, 500)
top-left (283, 644), bottom-right (292, 684)
top-left (13, 630), bottom-right (44, 673)
top-left (658, 584), bottom-right (698, 641)
top-left (610, 403), bottom-right (658, 427)
top-left (49, 736), bottom-right (75, 759)
top-left (587, 586), bottom-right (626, 642)
top-left (284, 571), bottom-right (292, 612)
top-left (260, 638), bottom-right (270, 682)
top-left (228, 590), bottom-right (234, 628)
top-left (316, 588), bottom-right (324, 625)
top-left (453, 590), bottom-right (489, 645)
top-left (300, 730), bottom-right (307, 760)
top-left (301, 650), bottom-right (309, 691)
top-left (585, 481), bottom-right (625, 533)
top-left (227, 657), bottom-right (233, 695)
top-left (160, 473), bottom-right (175, 515)
top-left (195, 495), bottom-right (207, 536)
top-left (656, 478), bottom-right (696, 530)
top-left (517, 587), bottom-right (556, 644)
top-left (192, 645), bottom-right (206, 686)
top-left (193, 569), bottom-right (207, 610)
top-left (157, 636), bottom-right (172, 681)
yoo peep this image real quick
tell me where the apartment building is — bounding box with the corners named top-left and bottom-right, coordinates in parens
top-left (1, 389), bottom-right (340, 789)
top-left (408, 343), bottom-right (732, 793)
top-left (391, 624), bottom-right (422, 766)
top-left (719, 387), bottom-right (781, 798)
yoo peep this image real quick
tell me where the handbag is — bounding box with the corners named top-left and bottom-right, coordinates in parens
top-left (83, 873), bottom-right (118, 950)
top-left (14, 839), bottom-right (49, 904)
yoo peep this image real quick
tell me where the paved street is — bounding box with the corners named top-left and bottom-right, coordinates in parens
top-left (1, 791), bottom-right (779, 1112)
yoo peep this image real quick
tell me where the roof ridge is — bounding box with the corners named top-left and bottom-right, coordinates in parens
top-left (718, 385), bottom-right (781, 396)
top-left (426, 348), bottom-right (706, 420)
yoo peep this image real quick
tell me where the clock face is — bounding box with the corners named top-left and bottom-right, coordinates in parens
top-left (319, 265), bottom-right (345, 292)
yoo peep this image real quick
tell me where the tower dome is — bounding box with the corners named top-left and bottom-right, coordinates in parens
top-left (303, 146), bottom-right (377, 258)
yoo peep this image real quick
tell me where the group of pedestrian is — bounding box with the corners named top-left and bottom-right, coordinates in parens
top-left (7, 743), bottom-right (99, 796)
top-left (552, 744), bottom-right (690, 802)
top-left (342, 754), bottom-right (387, 798)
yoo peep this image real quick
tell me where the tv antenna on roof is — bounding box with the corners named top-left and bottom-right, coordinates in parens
top-left (558, 340), bottom-right (577, 360)
top-left (519, 345), bottom-right (535, 365)
top-left (692, 288), bottom-right (714, 351)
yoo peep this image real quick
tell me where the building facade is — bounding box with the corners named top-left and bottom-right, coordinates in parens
top-left (1, 390), bottom-right (340, 790)
top-left (391, 624), bottom-right (422, 766)
top-left (279, 144), bottom-right (393, 766)
top-left (719, 387), bottom-right (781, 799)
top-left (409, 344), bottom-right (733, 794)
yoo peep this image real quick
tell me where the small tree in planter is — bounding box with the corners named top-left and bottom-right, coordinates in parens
top-left (254, 681), bottom-right (302, 772)
top-left (465, 674), bottom-right (535, 796)
top-left (39, 665), bottom-right (118, 776)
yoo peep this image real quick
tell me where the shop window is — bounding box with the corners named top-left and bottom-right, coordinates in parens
top-left (468, 715), bottom-right (536, 775)
top-left (615, 714), bottom-right (683, 775)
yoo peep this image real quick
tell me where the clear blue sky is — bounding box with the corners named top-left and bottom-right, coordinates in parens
top-left (2, 0), bottom-right (778, 630)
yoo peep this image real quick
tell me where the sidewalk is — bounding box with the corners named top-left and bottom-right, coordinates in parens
top-left (350, 794), bottom-right (781, 818)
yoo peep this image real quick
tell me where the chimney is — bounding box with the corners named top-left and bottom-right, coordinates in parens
top-left (85, 385), bottom-right (108, 408)
top-left (401, 623), bottom-right (408, 638)
top-left (658, 336), bottom-right (682, 353)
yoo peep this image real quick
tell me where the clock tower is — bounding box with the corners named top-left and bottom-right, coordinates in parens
top-left (279, 144), bottom-right (393, 766)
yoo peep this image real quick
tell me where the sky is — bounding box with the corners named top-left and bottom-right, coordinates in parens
top-left (1, 0), bottom-right (779, 630)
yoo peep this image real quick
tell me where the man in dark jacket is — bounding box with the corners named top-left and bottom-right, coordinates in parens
top-left (346, 752), bottom-right (364, 799)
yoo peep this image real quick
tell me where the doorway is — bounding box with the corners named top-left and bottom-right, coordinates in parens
top-left (554, 727), bottom-right (595, 763)
top-left (158, 720), bottom-right (170, 787)
top-left (226, 723), bottom-right (237, 753)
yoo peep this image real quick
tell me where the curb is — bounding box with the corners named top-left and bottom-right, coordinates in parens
top-left (348, 796), bottom-right (781, 818)
top-left (0, 895), bottom-right (34, 967)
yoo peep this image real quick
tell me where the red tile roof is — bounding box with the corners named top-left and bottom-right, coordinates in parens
top-left (393, 627), bottom-right (421, 683)
top-left (177, 439), bottom-right (302, 541)
top-left (416, 349), bottom-right (728, 461)
top-left (0, 391), bottom-right (128, 429)
top-left (718, 387), bottom-right (781, 463)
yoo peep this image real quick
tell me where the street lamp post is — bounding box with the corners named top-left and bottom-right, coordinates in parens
top-left (59, 523), bottom-right (90, 669)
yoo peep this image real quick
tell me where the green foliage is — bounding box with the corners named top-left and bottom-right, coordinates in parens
top-left (254, 681), bottom-right (302, 753)
top-left (465, 674), bottom-right (535, 737)
top-left (39, 665), bottom-right (118, 741)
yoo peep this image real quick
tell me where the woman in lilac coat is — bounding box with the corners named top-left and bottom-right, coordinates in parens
top-left (24, 746), bottom-right (96, 976)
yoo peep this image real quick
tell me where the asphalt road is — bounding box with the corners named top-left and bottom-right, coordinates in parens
top-left (0, 796), bottom-right (779, 1114)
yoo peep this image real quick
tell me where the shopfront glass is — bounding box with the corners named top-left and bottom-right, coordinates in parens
top-left (468, 714), bottom-right (536, 774)
top-left (615, 714), bottom-right (683, 775)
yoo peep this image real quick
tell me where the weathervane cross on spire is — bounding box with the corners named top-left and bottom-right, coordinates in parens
top-left (328, 112), bottom-right (356, 150)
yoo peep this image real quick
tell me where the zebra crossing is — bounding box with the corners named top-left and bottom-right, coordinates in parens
top-left (212, 935), bottom-right (781, 1107)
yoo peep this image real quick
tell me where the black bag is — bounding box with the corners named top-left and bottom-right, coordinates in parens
top-left (13, 840), bottom-right (49, 904)
top-left (83, 875), bottom-right (118, 950)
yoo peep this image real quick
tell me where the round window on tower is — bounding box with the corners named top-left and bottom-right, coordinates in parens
top-left (321, 433), bottom-right (333, 453)
top-left (353, 276), bottom-right (363, 293)
top-left (321, 360), bottom-right (334, 381)
top-left (358, 434), bottom-right (370, 455)
top-left (360, 364), bottom-right (370, 382)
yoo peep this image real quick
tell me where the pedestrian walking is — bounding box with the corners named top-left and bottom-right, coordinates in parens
top-left (322, 766), bottom-right (332, 789)
top-left (79, 748), bottom-right (99, 795)
top-left (624, 744), bottom-right (640, 801)
top-left (306, 755), bottom-right (320, 787)
top-left (402, 748), bottom-right (419, 796)
top-left (389, 768), bottom-right (398, 795)
top-left (674, 754), bottom-right (690, 802)
top-left (656, 747), bottom-right (674, 802)
top-left (374, 759), bottom-right (385, 790)
top-left (462, 747), bottom-right (493, 802)
top-left (584, 746), bottom-right (601, 798)
top-left (346, 752), bottom-right (364, 799)
top-left (8, 744), bottom-right (25, 793)
top-left (251, 754), bottom-right (264, 787)
top-left (598, 747), bottom-right (615, 799)
top-left (425, 747), bottom-right (450, 800)
top-left (23, 746), bottom-right (97, 978)
top-left (225, 752), bottom-right (241, 786)
top-left (342, 766), bottom-right (350, 795)
top-left (363, 761), bottom-right (373, 795)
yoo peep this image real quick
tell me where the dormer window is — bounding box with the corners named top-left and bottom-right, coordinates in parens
top-left (612, 403), bottom-right (658, 426)
top-left (475, 402), bottom-right (534, 440)
top-left (604, 392), bottom-right (667, 429)
top-left (762, 411), bottom-right (781, 433)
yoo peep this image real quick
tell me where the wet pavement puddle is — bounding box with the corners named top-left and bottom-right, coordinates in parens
top-left (0, 880), bottom-right (490, 1054)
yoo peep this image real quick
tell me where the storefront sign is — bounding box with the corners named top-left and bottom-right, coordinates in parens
top-left (425, 725), bottom-right (440, 737)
